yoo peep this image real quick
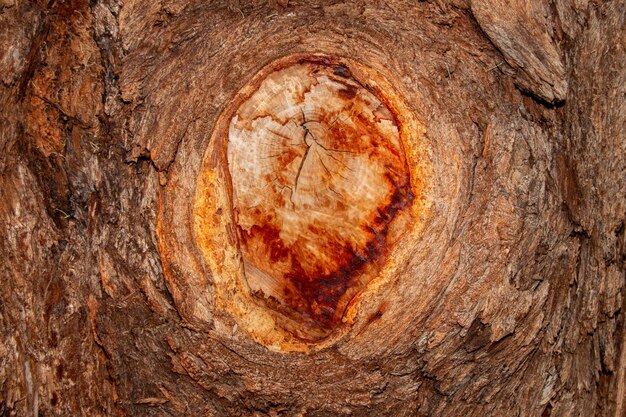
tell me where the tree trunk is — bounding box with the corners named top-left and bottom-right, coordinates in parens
top-left (1, 0), bottom-right (624, 416)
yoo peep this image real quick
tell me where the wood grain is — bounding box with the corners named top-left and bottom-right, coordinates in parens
top-left (0, 0), bottom-right (624, 416)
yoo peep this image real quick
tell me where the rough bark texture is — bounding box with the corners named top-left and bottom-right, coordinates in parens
top-left (0, 0), bottom-right (624, 416)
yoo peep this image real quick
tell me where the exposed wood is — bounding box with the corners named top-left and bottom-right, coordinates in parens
top-left (188, 54), bottom-right (426, 349)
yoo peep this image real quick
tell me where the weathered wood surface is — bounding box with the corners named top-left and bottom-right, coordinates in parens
top-left (0, 0), bottom-right (624, 415)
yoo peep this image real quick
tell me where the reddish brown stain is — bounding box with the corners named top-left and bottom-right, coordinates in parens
top-left (238, 172), bottom-right (412, 333)
top-left (338, 85), bottom-right (358, 100)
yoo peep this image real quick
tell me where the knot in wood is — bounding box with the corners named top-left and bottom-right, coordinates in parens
top-left (227, 58), bottom-right (412, 337)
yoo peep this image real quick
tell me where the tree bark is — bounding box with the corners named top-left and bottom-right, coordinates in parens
top-left (0, 0), bottom-right (624, 416)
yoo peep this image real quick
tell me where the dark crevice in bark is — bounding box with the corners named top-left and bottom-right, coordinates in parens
top-left (17, 12), bottom-right (49, 100)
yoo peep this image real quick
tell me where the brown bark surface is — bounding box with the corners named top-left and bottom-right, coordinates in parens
top-left (0, 0), bottom-right (624, 416)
